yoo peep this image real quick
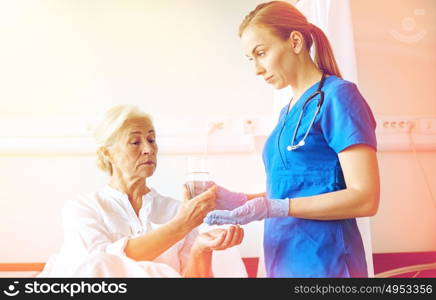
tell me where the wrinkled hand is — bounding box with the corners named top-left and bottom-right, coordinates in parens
top-left (204, 197), bottom-right (289, 225)
top-left (175, 184), bottom-right (217, 230)
top-left (193, 225), bottom-right (244, 253)
top-left (203, 182), bottom-right (247, 210)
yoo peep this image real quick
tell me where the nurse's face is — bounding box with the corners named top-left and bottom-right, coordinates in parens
top-left (241, 25), bottom-right (298, 89)
top-left (108, 118), bottom-right (158, 180)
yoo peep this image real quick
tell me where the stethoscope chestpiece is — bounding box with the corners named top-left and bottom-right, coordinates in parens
top-left (287, 140), bottom-right (305, 151)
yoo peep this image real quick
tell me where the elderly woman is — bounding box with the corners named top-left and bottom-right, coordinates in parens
top-left (39, 105), bottom-right (243, 277)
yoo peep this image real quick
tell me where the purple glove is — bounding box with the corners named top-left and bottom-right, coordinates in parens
top-left (204, 182), bottom-right (248, 210)
top-left (204, 197), bottom-right (289, 225)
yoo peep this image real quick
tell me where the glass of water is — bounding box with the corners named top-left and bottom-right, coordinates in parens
top-left (186, 156), bottom-right (211, 199)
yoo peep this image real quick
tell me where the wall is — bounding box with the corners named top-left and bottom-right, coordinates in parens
top-left (0, 0), bottom-right (271, 262)
top-left (350, 0), bottom-right (436, 253)
top-left (0, 0), bottom-right (435, 264)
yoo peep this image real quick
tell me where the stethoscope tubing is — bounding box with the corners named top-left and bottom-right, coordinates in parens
top-left (276, 72), bottom-right (327, 168)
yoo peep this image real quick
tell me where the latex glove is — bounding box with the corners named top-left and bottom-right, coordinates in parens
top-left (204, 182), bottom-right (247, 211)
top-left (204, 197), bottom-right (289, 225)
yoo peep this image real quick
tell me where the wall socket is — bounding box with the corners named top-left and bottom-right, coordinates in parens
top-left (378, 116), bottom-right (416, 133)
top-left (377, 116), bottom-right (436, 134)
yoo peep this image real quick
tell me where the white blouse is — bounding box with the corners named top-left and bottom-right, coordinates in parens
top-left (39, 185), bottom-right (197, 277)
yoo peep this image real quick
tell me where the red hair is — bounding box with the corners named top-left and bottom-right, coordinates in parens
top-left (239, 1), bottom-right (342, 78)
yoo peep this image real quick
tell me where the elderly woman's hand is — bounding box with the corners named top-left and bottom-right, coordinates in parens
top-left (192, 225), bottom-right (244, 254)
top-left (174, 185), bottom-right (217, 231)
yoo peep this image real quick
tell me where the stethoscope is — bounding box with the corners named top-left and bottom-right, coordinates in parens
top-left (277, 72), bottom-right (327, 166)
top-left (287, 72), bottom-right (326, 151)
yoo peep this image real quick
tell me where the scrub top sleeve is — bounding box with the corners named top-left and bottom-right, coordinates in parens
top-left (320, 82), bottom-right (377, 153)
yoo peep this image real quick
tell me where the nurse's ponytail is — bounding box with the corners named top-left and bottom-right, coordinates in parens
top-left (239, 1), bottom-right (342, 79)
top-left (309, 23), bottom-right (342, 78)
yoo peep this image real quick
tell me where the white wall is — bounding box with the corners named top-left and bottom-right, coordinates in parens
top-left (0, 0), bottom-right (273, 119)
top-left (0, 0), bottom-right (272, 262)
top-left (0, 0), bottom-right (435, 263)
top-left (350, 0), bottom-right (436, 253)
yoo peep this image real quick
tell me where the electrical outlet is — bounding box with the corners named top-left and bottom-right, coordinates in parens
top-left (378, 116), bottom-right (416, 133)
top-left (207, 120), bottom-right (224, 134)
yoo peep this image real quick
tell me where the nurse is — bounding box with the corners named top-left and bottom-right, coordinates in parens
top-left (205, 1), bottom-right (380, 277)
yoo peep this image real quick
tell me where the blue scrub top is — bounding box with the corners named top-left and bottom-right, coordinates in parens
top-left (262, 75), bottom-right (377, 278)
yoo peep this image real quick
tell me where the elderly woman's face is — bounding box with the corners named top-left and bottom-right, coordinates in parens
top-left (108, 118), bottom-right (158, 180)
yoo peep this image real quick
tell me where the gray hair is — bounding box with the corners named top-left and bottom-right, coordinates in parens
top-left (89, 104), bottom-right (153, 175)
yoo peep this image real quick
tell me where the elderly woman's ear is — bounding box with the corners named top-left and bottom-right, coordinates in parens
top-left (101, 147), bottom-right (111, 161)
top-left (97, 147), bottom-right (113, 175)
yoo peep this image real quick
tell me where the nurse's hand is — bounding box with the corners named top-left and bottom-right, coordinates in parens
top-left (204, 182), bottom-right (247, 210)
top-left (192, 225), bottom-right (244, 253)
top-left (204, 197), bottom-right (289, 225)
